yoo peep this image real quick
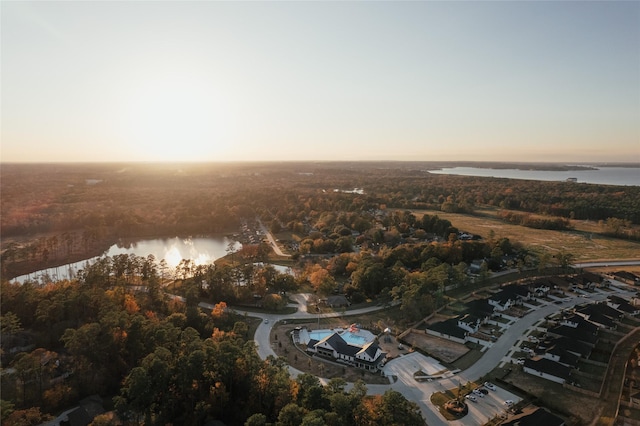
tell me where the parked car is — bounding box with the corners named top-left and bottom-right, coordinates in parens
top-left (515, 358), bottom-right (525, 365)
top-left (505, 400), bottom-right (514, 407)
top-left (472, 389), bottom-right (485, 397)
top-left (465, 395), bottom-right (477, 403)
top-left (484, 382), bottom-right (497, 391)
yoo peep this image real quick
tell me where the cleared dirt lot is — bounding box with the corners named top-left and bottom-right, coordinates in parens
top-left (400, 329), bottom-right (469, 364)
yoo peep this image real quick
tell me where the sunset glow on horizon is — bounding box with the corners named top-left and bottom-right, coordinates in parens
top-left (2, 1), bottom-right (639, 163)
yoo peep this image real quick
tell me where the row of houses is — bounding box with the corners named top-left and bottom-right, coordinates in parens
top-left (426, 283), bottom-right (537, 344)
top-left (522, 295), bottom-right (638, 385)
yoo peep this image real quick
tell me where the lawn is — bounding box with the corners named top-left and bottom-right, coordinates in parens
top-left (408, 208), bottom-right (640, 262)
top-left (499, 367), bottom-right (602, 424)
top-left (451, 345), bottom-right (485, 371)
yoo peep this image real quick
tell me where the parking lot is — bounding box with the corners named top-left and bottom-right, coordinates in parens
top-left (454, 384), bottom-right (522, 425)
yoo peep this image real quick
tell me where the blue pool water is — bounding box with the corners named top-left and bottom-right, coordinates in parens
top-left (308, 330), bottom-right (370, 346)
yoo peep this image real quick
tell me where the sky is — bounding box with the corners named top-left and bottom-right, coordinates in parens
top-left (1, 1), bottom-right (639, 163)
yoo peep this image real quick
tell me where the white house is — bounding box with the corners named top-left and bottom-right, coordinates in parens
top-left (457, 314), bottom-right (482, 333)
top-left (308, 332), bottom-right (386, 372)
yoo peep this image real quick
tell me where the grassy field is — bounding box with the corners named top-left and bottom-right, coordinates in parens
top-left (409, 208), bottom-right (640, 262)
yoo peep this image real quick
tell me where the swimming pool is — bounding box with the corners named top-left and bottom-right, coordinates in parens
top-left (305, 328), bottom-right (374, 347)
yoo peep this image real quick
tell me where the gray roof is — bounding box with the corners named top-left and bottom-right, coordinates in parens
top-left (547, 325), bottom-right (597, 345)
top-left (523, 358), bottom-right (572, 380)
top-left (503, 408), bottom-right (565, 426)
top-left (542, 336), bottom-right (592, 358)
top-left (427, 318), bottom-right (466, 339)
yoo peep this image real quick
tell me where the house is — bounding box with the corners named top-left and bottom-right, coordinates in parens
top-left (543, 345), bottom-right (580, 368)
top-left (464, 298), bottom-right (495, 320)
top-left (325, 295), bottom-right (351, 308)
top-left (488, 290), bottom-right (517, 311)
top-left (547, 276), bottom-right (572, 290)
top-left (547, 324), bottom-right (597, 346)
top-left (523, 358), bottom-right (572, 384)
top-left (613, 271), bottom-right (640, 285)
top-left (607, 295), bottom-right (640, 316)
top-left (469, 259), bottom-right (486, 274)
top-left (559, 314), bottom-right (599, 335)
top-left (426, 318), bottom-right (467, 344)
top-left (538, 336), bottom-right (592, 359)
top-left (503, 407), bottom-right (565, 426)
top-left (502, 284), bottom-right (532, 300)
top-left (572, 272), bottom-right (601, 289)
top-left (489, 285), bottom-right (530, 311)
top-left (457, 314), bottom-right (481, 333)
top-left (576, 302), bottom-right (623, 328)
top-left (529, 280), bottom-right (551, 297)
top-left (308, 332), bottom-right (386, 372)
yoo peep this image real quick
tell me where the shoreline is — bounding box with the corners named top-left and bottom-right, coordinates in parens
top-left (2, 231), bottom-right (237, 281)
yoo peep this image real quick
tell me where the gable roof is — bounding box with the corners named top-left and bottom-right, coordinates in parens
top-left (464, 298), bottom-right (494, 317)
top-left (614, 271), bottom-right (640, 281)
top-left (316, 333), bottom-right (360, 357)
top-left (542, 336), bottom-right (592, 358)
top-left (608, 295), bottom-right (638, 313)
top-left (490, 289), bottom-right (516, 305)
top-left (574, 272), bottom-right (602, 285)
top-left (546, 346), bottom-right (580, 367)
top-left (426, 318), bottom-right (466, 339)
top-left (562, 314), bottom-right (599, 334)
top-left (577, 302), bottom-right (623, 320)
top-left (547, 325), bottom-right (597, 345)
top-left (503, 407), bottom-right (565, 426)
top-left (523, 358), bottom-right (572, 380)
top-left (501, 284), bottom-right (530, 297)
top-left (458, 313), bottom-right (480, 325)
top-left (358, 341), bottom-right (383, 360)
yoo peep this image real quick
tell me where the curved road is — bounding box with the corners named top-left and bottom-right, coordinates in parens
top-left (195, 263), bottom-right (640, 425)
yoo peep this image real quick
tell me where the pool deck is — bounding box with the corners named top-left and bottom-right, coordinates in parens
top-left (300, 327), bottom-right (376, 347)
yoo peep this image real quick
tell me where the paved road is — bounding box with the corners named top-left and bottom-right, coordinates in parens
top-left (257, 219), bottom-right (290, 257)
top-left (232, 284), bottom-right (635, 425)
top-left (574, 260), bottom-right (640, 268)
top-left (193, 265), bottom-right (639, 425)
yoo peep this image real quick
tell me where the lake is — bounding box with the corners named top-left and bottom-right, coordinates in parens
top-left (429, 166), bottom-right (639, 186)
top-left (13, 236), bottom-right (241, 284)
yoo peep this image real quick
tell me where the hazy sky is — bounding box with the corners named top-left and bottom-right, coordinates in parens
top-left (2, 1), bottom-right (639, 163)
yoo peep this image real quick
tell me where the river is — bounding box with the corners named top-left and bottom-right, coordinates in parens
top-left (429, 166), bottom-right (639, 186)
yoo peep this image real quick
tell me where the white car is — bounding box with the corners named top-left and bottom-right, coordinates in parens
top-left (264, 319), bottom-right (269, 324)
top-left (505, 400), bottom-right (514, 407)
top-left (465, 395), bottom-right (477, 403)
top-left (472, 389), bottom-right (485, 397)
top-left (484, 382), bottom-right (497, 391)
top-left (515, 358), bottom-right (525, 365)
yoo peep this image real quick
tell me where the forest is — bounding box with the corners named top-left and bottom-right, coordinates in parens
top-left (1, 162), bottom-right (639, 425)
top-left (2, 162), bottom-right (639, 279)
top-left (1, 261), bottom-right (422, 425)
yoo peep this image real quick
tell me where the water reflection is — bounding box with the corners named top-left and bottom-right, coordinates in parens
top-left (13, 236), bottom-right (241, 283)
